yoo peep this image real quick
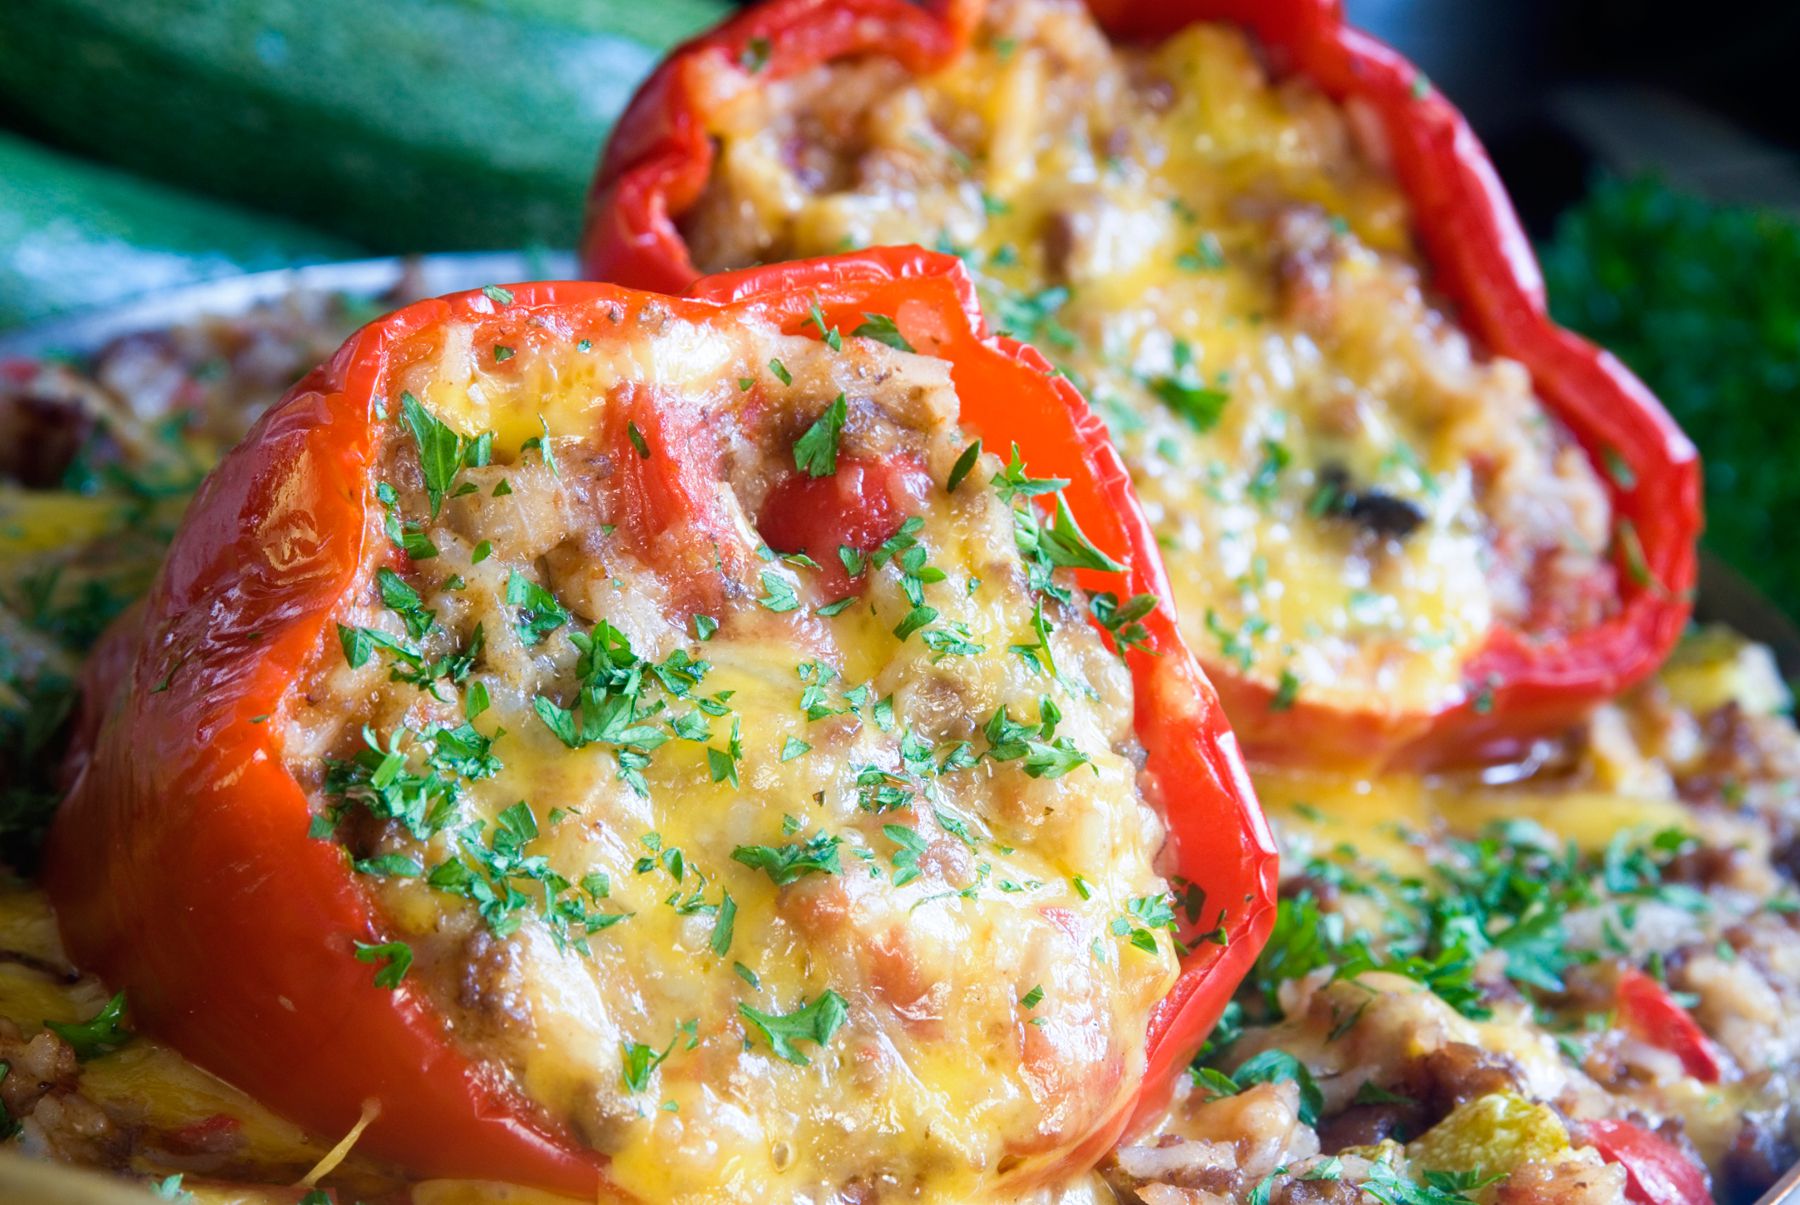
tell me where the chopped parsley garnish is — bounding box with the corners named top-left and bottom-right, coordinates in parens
top-left (1229, 1049), bottom-right (1323, 1126)
top-left (983, 704), bottom-right (1090, 779)
top-left (989, 283), bottom-right (1075, 349)
top-left (883, 824), bottom-right (931, 886)
top-left (707, 717), bottom-right (744, 787)
top-left (1176, 231), bottom-right (1226, 272)
top-left (733, 832), bottom-right (842, 884)
top-left (481, 284), bottom-right (514, 306)
top-left (505, 571), bottom-right (569, 645)
top-left (1246, 438), bottom-right (1291, 506)
top-left (738, 990), bottom-right (848, 1065)
top-left (1089, 591), bottom-right (1157, 657)
top-left (626, 421), bottom-right (651, 460)
top-left (1025, 492), bottom-right (1124, 574)
top-left (946, 438), bottom-right (982, 493)
top-left (399, 391), bottom-right (466, 519)
top-left (621, 1022), bottom-right (695, 1094)
top-left (710, 890), bottom-right (737, 956)
top-left (1270, 667), bottom-right (1302, 711)
top-left (530, 621), bottom-right (716, 796)
top-left (805, 303), bottom-right (843, 351)
top-left (1238, 821), bottom-right (1706, 1030)
top-left (739, 35), bottom-right (771, 73)
top-left (353, 852), bottom-right (423, 878)
top-left (756, 570), bottom-right (801, 613)
top-left (768, 358), bottom-right (792, 386)
top-left (352, 940), bottom-right (413, 989)
top-left (893, 605), bottom-right (938, 642)
top-left (338, 623), bottom-right (375, 669)
top-left (377, 480), bottom-right (438, 559)
top-left (793, 394), bottom-right (847, 478)
top-left (1205, 608), bottom-right (1267, 671)
top-left (1145, 344), bottom-right (1229, 431)
top-left (621, 1039), bottom-right (671, 1093)
top-left (851, 312), bottom-right (914, 352)
top-left (45, 991), bottom-right (131, 1060)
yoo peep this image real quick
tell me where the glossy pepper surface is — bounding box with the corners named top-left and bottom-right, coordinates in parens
top-left (45, 248), bottom-right (1278, 1190)
top-left (579, 0), bottom-right (1703, 770)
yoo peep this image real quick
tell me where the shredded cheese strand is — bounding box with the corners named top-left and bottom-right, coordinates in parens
top-left (296, 1097), bottom-right (381, 1188)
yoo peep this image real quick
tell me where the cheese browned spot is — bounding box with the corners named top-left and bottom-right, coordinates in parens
top-left (680, 0), bottom-right (1616, 717)
top-left (280, 302), bottom-right (1178, 1201)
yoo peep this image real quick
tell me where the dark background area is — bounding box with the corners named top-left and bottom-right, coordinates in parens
top-left (1349, 0), bottom-right (1800, 230)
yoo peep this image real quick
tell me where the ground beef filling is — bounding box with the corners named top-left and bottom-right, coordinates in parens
top-left (278, 303), bottom-right (1178, 1201)
top-left (680, 0), bottom-right (1617, 716)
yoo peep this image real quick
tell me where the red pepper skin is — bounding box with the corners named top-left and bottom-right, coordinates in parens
top-left (1616, 968), bottom-right (1724, 1083)
top-left (580, 0), bottom-right (1702, 771)
top-left (1585, 1119), bottom-right (1713, 1205)
top-left (46, 248), bottom-right (1276, 1187)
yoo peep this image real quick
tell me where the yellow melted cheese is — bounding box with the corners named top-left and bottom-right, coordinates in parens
top-left (685, 0), bottom-right (1615, 720)
top-left (281, 304), bottom-right (1178, 1202)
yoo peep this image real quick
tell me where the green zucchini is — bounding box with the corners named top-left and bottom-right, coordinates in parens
top-left (0, 0), bottom-right (731, 252)
top-left (0, 132), bottom-right (354, 332)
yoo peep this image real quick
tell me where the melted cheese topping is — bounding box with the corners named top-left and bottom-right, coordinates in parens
top-left (682, 0), bottom-right (1616, 717)
top-left (281, 303), bottom-right (1178, 1201)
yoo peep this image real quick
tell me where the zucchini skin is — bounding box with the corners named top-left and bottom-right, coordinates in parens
top-left (0, 0), bottom-right (731, 252)
top-left (0, 132), bottom-right (353, 330)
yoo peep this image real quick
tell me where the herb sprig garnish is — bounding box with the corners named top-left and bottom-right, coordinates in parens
top-left (1239, 820), bottom-right (1705, 1027)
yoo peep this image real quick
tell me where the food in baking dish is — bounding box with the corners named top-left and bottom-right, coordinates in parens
top-left (33, 250), bottom-right (1275, 1200)
top-left (0, 1), bottom-right (1780, 1203)
top-left (583, 0), bottom-right (1701, 769)
top-left (0, 264), bottom-right (1791, 1203)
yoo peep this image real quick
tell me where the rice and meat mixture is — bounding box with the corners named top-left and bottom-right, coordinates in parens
top-left (1110, 630), bottom-right (1800, 1205)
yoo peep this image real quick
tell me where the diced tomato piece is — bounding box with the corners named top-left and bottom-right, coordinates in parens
top-left (1617, 967), bottom-right (1723, 1083)
top-left (1586, 1118), bottom-right (1712, 1205)
top-left (602, 382), bottom-right (749, 613)
top-left (757, 456), bottom-right (931, 597)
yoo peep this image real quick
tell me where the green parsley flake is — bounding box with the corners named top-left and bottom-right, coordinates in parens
top-left (851, 312), bottom-right (914, 352)
top-left (45, 991), bottom-right (131, 1060)
top-left (505, 571), bottom-right (570, 645)
top-left (739, 35), bottom-right (771, 73)
top-left (793, 394), bottom-right (848, 478)
top-left (737, 990), bottom-right (848, 1065)
top-left (757, 571), bottom-right (801, 613)
top-left (946, 438), bottom-right (982, 493)
top-left (626, 421), bottom-right (651, 460)
top-left (399, 391), bottom-right (464, 519)
top-left (733, 832), bottom-right (841, 884)
top-left (352, 940), bottom-right (413, 989)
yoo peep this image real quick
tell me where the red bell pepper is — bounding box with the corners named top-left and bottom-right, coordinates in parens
top-left (46, 247), bottom-right (1277, 1190)
top-left (1616, 967), bottom-right (1724, 1083)
top-left (580, 0), bottom-right (1702, 770)
top-left (1585, 1119), bottom-right (1713, 1205)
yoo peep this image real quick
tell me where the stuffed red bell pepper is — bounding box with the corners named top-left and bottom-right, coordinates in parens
top-left (45, 248), bottom-right (1277, 1196)
top-left (581, 0), bottom-right (1701, 771)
